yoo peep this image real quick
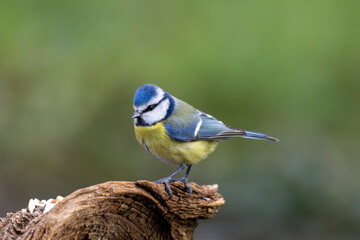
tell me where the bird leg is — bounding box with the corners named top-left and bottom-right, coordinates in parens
top-left (154, 163), bottom-right (193, 200)
top-left (169, 164), bottom-right (192, 197)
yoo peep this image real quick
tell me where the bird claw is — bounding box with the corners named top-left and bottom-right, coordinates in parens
top-left (154, 163), bottom-right (192, 200)
top-left (173, 177), bottom-right (192, 198)
top-left (154, 176), bottom-right (192, 200)
top-left (154, 178), bottom-right (167, 184)
top-left (154, 177), bottom-right (173, 200)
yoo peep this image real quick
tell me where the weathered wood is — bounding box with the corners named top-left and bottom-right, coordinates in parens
top-left (0, 181), bottom-right (225, 240)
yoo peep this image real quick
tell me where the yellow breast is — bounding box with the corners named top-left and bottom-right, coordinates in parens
top-left (134, 123), bottom-right (217, 164)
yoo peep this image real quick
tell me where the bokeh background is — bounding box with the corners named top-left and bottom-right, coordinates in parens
top-left (1, 1), bottom-right (359, 239)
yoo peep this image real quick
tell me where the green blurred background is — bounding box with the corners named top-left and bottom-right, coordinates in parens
top-left (1, 1), bottom-right (359, 239)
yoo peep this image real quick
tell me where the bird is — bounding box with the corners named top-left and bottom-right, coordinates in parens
top-left (132, 84), bottom-right (279, 199)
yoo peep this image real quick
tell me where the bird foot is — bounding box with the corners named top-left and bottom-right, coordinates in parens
top-left (154, 177), bottom-right (193, 200)
top-left (154, 177), bottom-right (173, 200)
top-left (170, 177), bottom-right (192, 198)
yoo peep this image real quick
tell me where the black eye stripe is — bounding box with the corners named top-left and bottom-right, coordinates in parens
top-left (145, 104), bottom-right (155, 112)
top-left (142, 96), bottom-right (167, 113)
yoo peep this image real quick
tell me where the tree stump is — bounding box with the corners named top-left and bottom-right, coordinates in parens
top-left (0, 181), bottom-right (225, 240)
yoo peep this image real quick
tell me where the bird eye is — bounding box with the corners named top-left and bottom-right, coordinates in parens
top-left (146, 104), bottom-right (156, 112)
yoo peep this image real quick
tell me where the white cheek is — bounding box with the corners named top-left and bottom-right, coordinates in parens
top-left (142, 99), bottom-right (170, 125)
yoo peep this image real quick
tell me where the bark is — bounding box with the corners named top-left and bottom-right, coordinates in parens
top-left (0, 181), bottom-right (225, 240)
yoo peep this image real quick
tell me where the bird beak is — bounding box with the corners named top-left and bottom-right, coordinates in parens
top-left (132, 111), bottom-right (141, 119)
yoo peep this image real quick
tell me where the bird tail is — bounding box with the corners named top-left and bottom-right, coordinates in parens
top-left (242, 130), bottom-right (279, 142)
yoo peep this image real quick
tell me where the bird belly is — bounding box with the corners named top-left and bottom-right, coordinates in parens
top-left (134, 123), bottom-right (217, 164)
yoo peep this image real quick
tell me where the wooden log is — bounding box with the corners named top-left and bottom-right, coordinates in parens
top-left (0, 181), bottom-right (225, 240)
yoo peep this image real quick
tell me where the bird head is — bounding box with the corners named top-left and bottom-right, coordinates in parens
top-left (133, 84), bottom-right (175, 126)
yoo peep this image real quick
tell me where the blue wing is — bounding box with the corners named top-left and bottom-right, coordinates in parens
top-left (164, 111), bottom-right (279, 142)
top-left (196, 112), bottom-right (246, 140)
top-left (164, 117), bottom-right (201, 142)
top-left (164, 112), bottom-right (246, 142)
top-left (197, 113), bottom-right (278, 141)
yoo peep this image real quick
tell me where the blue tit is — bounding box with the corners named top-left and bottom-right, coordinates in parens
top-left (132, 84), bottom-right (279, 199)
